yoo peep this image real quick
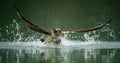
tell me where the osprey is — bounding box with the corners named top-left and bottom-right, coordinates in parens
top-left (15, 6), bottom-right (112, 44)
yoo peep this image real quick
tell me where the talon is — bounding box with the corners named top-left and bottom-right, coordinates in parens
top-left (41, 39), bottom-right (45, 42)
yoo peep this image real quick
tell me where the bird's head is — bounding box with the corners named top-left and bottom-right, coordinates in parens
top-left (54, 28), bottom-right (62, 36)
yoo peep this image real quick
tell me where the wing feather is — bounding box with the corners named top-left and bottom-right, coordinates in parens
top-left (62, 19), bottom-right (112, 33)
top-left (14, 4), bottom-right (112, 34)
top-left (14, 5), bottom-right (51, 35)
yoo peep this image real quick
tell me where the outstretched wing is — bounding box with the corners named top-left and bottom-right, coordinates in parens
top-left (62, 19), bottom-right (112, 33)
top-left (14, 5), bottom-right (53, 35)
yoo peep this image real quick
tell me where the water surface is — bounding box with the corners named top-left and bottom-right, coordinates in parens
top-left (0, 40), bottom-right (120, 63)
top-left (0, 0), bottom-right (120, 63)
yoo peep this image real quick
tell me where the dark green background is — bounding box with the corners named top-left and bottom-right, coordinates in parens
top-left (0, 1), bottom-right (120, 63)
top-left (0, 0), bottom-right (120, 41)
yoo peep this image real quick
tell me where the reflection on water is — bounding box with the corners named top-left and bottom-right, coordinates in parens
top-left (0, 0), bottom-right (120, 63)
top-left (0, 42), bottom-right (120, 63)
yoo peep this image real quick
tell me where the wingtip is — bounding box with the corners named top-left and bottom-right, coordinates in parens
top-left (14, 3), bottom-right (22, 19)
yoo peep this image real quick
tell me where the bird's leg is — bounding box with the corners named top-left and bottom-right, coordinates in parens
top-left (40, 34), bottom-right (61, 44)
top-left (51, 36), bottom-right (61, 44)
top-left (40, 35), bottom-right (51, 42)
top-left (40, 34), bottom-right (46, 42)
top-left (43, 35), bottom-right (52, 44)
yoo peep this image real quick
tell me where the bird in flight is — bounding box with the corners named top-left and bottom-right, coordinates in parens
top-left (15, 6), bottom-right (112, 44)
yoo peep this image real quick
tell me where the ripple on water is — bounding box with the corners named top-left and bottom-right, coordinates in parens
top-left (0, 40), bottom-right (120, 50)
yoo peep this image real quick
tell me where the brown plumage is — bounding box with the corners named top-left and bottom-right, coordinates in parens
top-left (14, 5), bottom-right (112, 44)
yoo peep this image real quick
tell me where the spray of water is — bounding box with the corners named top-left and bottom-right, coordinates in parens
top-left (0, 19), bottom-right (117, 47)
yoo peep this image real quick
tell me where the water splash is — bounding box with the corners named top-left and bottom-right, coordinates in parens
top-left (5, 19), bottom-right (23, 42)
top-left (1, 19), bottom-right (41, 42)
top-left (13, 19), bottom-right (22, 42)
top-left (0, 19), bottom-right (119, 48)
top-left (0, 18), bottom-right (117, 44)
top-left (101, 24), bottom-right (117, 40)
top-left (83, 31), bottom-right (99, 42)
